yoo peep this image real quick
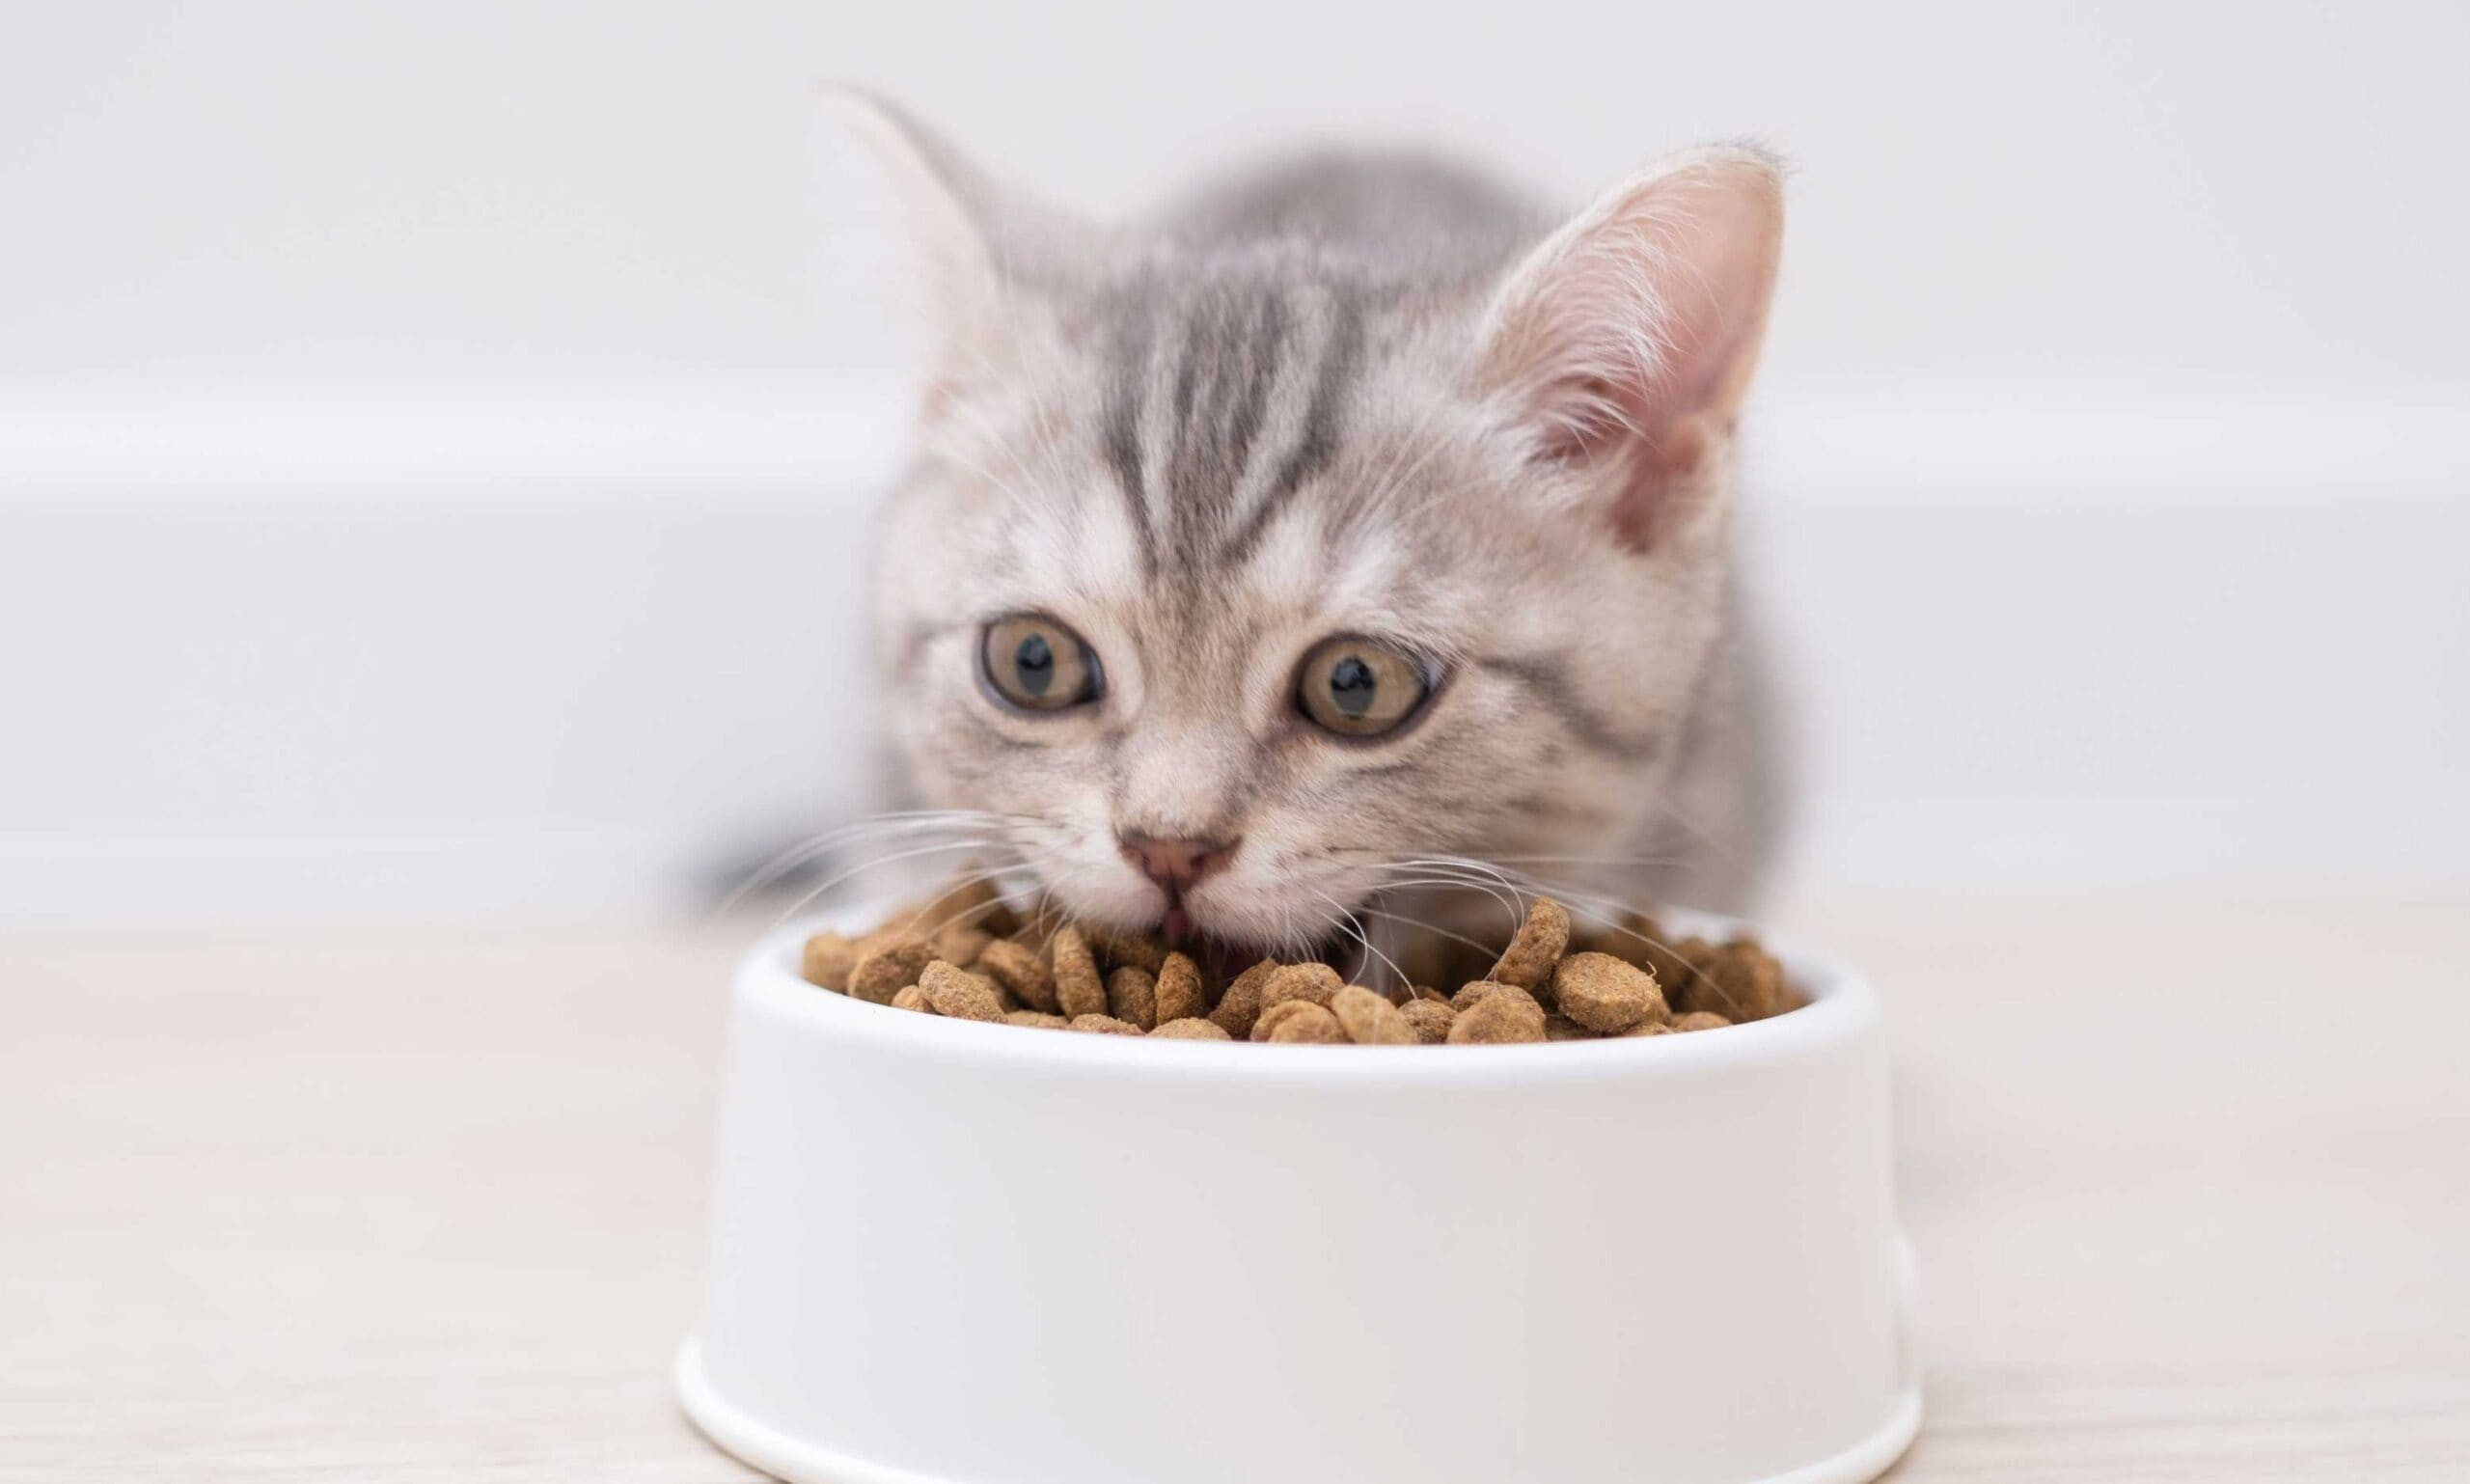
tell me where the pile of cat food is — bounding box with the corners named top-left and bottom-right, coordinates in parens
top-left (796, 874), bottom-right (1795, 1045)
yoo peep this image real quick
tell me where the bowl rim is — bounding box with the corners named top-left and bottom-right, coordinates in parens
top-left (734, 899), bottom-right (1880, 1089)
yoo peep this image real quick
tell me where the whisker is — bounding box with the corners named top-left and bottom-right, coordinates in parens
top-left (768, 837), bottom-right (1017, 928)
top-left (723, 809), bottom-right (1059, 909)
top-left (1356, 902), bottom-right (1498, 962)
top-left (1307, 887), bottom-right (1406, 993)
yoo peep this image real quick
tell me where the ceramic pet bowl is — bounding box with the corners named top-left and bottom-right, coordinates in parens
top-left (678, 902), bottom-right (1918, 1484)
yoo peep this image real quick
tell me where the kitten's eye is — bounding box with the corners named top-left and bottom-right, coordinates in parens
top-left (1296, 636), bottom-right (1433, 738)
top-left (980, 614), bottom-right (1104, 712)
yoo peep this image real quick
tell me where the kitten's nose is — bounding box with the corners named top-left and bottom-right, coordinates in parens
top-left (1116, 834), bottom-right (1241, 896)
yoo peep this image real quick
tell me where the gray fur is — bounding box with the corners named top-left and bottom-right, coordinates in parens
top-left (850, 99), bottom-right (1785, 951)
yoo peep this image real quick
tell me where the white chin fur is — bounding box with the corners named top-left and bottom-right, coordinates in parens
top-left (1040, 862), bottom-right (1352, 954)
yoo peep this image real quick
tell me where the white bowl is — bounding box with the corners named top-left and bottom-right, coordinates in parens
top-left (678, 905), bottom-right (1918, 1484)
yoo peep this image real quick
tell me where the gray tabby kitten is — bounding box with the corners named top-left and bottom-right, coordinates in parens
top-left (841, 95), bottom-right (1786, 959)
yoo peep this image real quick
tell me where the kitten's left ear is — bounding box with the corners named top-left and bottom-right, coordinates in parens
top-left (824, 89), bottom-right (1082, 400)
top-left (1477, 147), bottom-right (1784, 550)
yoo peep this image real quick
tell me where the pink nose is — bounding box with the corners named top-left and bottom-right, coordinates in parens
top-left (1116, 834), bottom-right (1240, 896)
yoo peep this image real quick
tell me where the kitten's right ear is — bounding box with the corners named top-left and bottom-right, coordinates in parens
top-left (1475, 147), bottom-right (1785, 552)
top-left (822, 89), bottom-right (1025, 398)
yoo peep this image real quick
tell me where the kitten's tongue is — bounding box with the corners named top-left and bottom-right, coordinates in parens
top-left (1162, 905), bottom-right (1194, 944)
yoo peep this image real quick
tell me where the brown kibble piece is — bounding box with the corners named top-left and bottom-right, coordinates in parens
top-left (1623, 1019), bottom-right (1681, 1036)
top-left (801, 931), bottom-right (860, 992)
top-left (1551, 951), bottom-right (1668, 1033)
top-left (1260, 962), bottom-right (1344, 1013)
top-left (1544, 1013), bottom-right (1590, 1041)
top-left (1003, 1009), bottom-right (1070, 1030)
top-left (1624, 914), bottom-right (1692, 987)
top-left (1331, 985), bottom-right (1419, 1045)
top-left (1672, 937), bottom-right (1784, 1022)
top-left (1489, 896), bottom-right (1572, 991)
top-left (1259, 1002), bottom-right (1345, 1043)
top-left (919, 960), bottom-right (1005, 1022)
top-left (1107, 966), bottom-right (1159, 1031)
top-left (848, 935), bottom-right (935, 1005)
top-left (1250, 1000), bottom-right (1315, 1041)
top-left (1152, 952), bottom-right (1207, 1024)
top-left (1050, 925), bottom-right (1109, 1019)
top-left (1084, 921), bottom-right (1169, 974)
top-left (1673, 1010), bottom-right (1732, 1032)
top-left (1446, 982), bottom-right (1547, 1044)
top-left (931, 923), bottom-right (994, 968)
top-left (1067, 1013), bottom-right (1143, 1035)
top-left (976, 937), bottom-right (1057, 1013)
top-left (915, 874), bottom-right (1017, 940)
top-left (1451, 980), bottom-right (1505, 1012)
top-left (1398, 999), bottom-right (1456, 1044)
top-left (890, 983), bottom-right (933, 1014)
top-left (1149, 1017), bottom-right (1233, 1041)
top-left (1209, 960), bottom-right (1279, 1039)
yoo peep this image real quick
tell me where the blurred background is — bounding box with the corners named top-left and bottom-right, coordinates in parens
top-left (4, 0), bottom-right (2465, 928)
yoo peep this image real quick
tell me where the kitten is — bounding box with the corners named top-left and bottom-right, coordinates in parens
top-left (839, 94), bottom-right (1786, 960)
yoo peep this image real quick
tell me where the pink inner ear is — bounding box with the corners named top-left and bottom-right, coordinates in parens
top-left (1551, 394), bottom-right (1718, 550)
top-left (1486, 150), bottom-right (1783, 550)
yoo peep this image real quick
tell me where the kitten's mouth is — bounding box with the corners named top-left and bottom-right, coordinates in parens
top-left (1170, 904), bottom-right (1365, 982)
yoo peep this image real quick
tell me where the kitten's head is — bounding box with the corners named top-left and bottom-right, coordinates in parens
top-left (844, 96), bottom-right (1782, 953)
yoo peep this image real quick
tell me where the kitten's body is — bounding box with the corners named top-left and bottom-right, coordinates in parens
top-left (847, 99), bottom-right (1787, 960)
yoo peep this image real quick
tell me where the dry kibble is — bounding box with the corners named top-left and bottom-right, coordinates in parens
top-left (804, 870), bottom-right (1793, 1047)
top-left (1452, 980), bottom-right (1505, 1012)
top-left (1551, 951), bottom-right (1668, 1033)
top-left (1260, 962), bottom-right (1344, 1013)
top-left (919, 960), bottom-right (1005, 1022)
top-left (976, 937), bottom-right (1058, 1014)
top-left (1398, 998), bottom-right (1456, 1044)
top-left (1673, 938), bottom-right (1784, 1022)
top-left (915, 874), bottom-right (1016, 940)
top-left (1210, 960), bottom-right (1278, 1039)
top-left (800, 931), bottom-right (860, 993)
top-left (1489, 896), bottom-right (1572, 991)
top-left (1107, 966), bottom-right (1160, 1031)
top-left (931, 923), bottom-right (994, 968)
top-left (1625, 914), bottom-right (1693, 987)
top-left (1261, 1002), bottom-right (1346, 1044)
top-left (1150, 1017), bottom-right (1233, 1041)
top-left (848, 935), bottom-right (935, 1005)
top-left (1083, 921), bottom-right (1170, 974)
top-left (1447, 982), bottom-right (1548, 1044)
top-left (1331, 985), bottom-right (1420, 1045)
top-left (1050, 925), bottom-right (1109, 1019)
top-left (1153, 952), bottom-right (1208, 1024)
top-left (1250, 1000), bottom-right (1315, 1042)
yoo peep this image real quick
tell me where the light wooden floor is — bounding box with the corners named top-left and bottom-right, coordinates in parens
top-left (4, 896), bottom-right (2465, 1481)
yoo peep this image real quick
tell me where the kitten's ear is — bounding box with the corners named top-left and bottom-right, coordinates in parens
top-left (823, 89), bottom-right (1041, 398)
top-left (1477, 147), bottom-right (1784, 550)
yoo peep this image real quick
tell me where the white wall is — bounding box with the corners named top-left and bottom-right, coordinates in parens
top-left (10, 2), bottom-right (2465, 391)
top-left (4, 2), bottom-right (2465, 926)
